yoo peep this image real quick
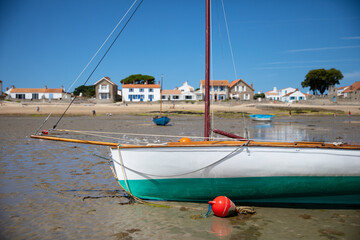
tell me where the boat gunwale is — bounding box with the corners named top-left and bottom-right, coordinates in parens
top-left (30, 135), bottom-right (360, 150)
top-left (115, 141), bottom-right (360, 150)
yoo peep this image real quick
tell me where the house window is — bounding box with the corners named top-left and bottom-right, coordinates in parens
top-left (16, 94), bottom-right (25, 99)
top-left (220, 86), bottom-right (225, 91)
top-left (149, 95), bottom-right (154, 101)
top-left (214, 86), bottom-right (218, 91)
top-left (162, 95), bottom-right (166, 99)
top-left (32, 93), bottom-right (39, 99)
top-left (101, 84), bottom-right (107, 90)
top-left (129, 88), bottom-right (134, 92)
top-left (172, 95), bottom-right (179, 100)
top-left (299, 96), bottom-right (303, 100)
top-left (185, 95), bottom-right (192, 100)
top-left (100, 93), bottom-right (109, 99)
top-left (149, 88), bottom-right (154, 92)
top-left (290, 96), bottom-right (295, 100)
top-left (140, 88), bottom-right (144, 92)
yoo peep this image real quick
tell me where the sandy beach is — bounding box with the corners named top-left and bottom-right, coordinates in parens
top-left (0, 113), bottom-right (360, 239)
top-left (0, 100), bottom-right (359, 116)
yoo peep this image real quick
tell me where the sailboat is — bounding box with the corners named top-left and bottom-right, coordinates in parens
top-left (31, 0), bottom-right (360, 206)
top-left (153, 74), bottom-right (171, 126)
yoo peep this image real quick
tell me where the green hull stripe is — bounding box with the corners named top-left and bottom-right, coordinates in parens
top-left (119, 176), bottom-right (360, 204)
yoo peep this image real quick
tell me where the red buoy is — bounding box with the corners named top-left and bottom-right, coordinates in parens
top-left (41, 130), bottom-right (48, 135)
top-left (208, 196), bottom-right (237, 217)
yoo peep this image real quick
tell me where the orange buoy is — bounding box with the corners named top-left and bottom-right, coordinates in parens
top-left (208, 196), bottom-right (237, 218)
top-left (179, 137), bottom-right (191, 143)
top-left (41, 130), bottom-right (48, 135)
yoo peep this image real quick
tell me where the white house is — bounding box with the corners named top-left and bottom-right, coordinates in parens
top-left (162, 89), bottom-right (182, 101)
top-left (282, 89), bottom-right (310, 103)
top-left (8, 85), bottom-right (66, 100)
top-left (162, 81), bottom-right (197, 101)
top-left (122, 83), bottom-right (160, 102)
top-left (178, 81), bottom-right (196, 100)
top-left (265, 87), bottom-right (297, 101)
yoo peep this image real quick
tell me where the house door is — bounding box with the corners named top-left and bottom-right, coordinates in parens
top-left (333, 96), bottom-right (336, 102)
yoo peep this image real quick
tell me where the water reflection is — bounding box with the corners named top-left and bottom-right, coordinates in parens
top-left (251, 121), bottom-right (310, 142)
top-left (246, 116), bottom-right (360, 144)
top-left (210, 217), bottom-right (232, 238)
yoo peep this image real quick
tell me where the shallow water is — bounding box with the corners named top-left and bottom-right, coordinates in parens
top-left (0, 115), bottom-right (360, 239)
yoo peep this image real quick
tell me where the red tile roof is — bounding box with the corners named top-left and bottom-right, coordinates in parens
top-left (265, 91), bottom-right (278, 95)
top-left (162, 90), bottom-right (181, 94)
top-left (94, 77), bottom-right (118, 86)
top-left (200, 80), bottom-right (229, 86)
top-left (10, 88), bottom-right (64, 93)
top-left (122, 84), bottom-right (160, 88)
top-left (282, 90), bottom-right (297, 97)
top-left (342, 81), bottom-right (360, 93)
top-left (229, 79), bottom-right (254, 90)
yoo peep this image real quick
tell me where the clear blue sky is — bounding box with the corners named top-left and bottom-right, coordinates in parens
top-left (1, 0), bottom-right (359, 93)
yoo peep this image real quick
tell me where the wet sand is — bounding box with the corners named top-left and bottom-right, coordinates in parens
top-left (0, 101), bottom-right (359, 116)
top-left (0, 115), bottom-right (360, 239)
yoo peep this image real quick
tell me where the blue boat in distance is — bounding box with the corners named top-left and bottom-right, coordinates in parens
top-left (249, 114), bottom-right (274, 122)
top-left (153, 74), bottom-right (171, 126)
top-left (153, 116), bottom-right (171, 126)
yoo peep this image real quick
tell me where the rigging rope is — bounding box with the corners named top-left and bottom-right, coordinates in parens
top-left (220, 0), bottom-right (237, 80)
top-left (66, 0), bottom-right (139, 94)
top-left (52, 0), bottom-right (144, 130)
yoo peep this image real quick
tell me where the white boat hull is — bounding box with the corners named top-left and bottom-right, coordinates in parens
top-left (110, 145), bottom-right (360, 204)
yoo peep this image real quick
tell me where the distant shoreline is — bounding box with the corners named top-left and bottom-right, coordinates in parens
top-left (0, 100), bottom-right (359, 116)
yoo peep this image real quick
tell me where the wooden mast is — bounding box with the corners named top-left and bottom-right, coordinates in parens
top-left (160, 74), bottom-right (163, 118)
top-left (204, 0), bottom-right (210, 141)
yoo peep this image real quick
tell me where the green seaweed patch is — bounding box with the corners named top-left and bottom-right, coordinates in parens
top-left (126, 229), bottom-right (141, 234)
top-left (215, 111), bottom-right (251, 118)
top-left (113, 232), bottom-right (130, 239)
top-left (190, 214), bottom-right (204, 220)
top-left (145, 202), bottom-right (171, 208)
top-left (299, 214), bottom-right (311, 219)
top-left (318, 228), bottom-right (345, 238)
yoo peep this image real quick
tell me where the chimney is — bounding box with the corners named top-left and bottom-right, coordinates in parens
top-left (251, 83), bottom-right (253, 88)
top-left (273, 86), bottom-right (277, 91)
top-left (11, 85), bottom-right (15, 89)
top-left (45, 85), bottom-right (47, 89)
top-left (296, 88), bottom-right (299, 91)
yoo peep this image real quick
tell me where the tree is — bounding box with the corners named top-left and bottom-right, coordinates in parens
top-left (73, 85), bottom-right (95, 98)
top-left (253, 93), bottom-right (265, 100)
top-left (301, 68), bottom-right (343, 95)
top-left (120, 74), bottom-right (155, 84)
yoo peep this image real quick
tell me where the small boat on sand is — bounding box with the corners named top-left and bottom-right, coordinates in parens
top-left (153, 116), bottom-right (171, 126)
top-left (249, 114), bottom-right (274, 122)
top-left (153, 74), bottom-right (171, 126)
